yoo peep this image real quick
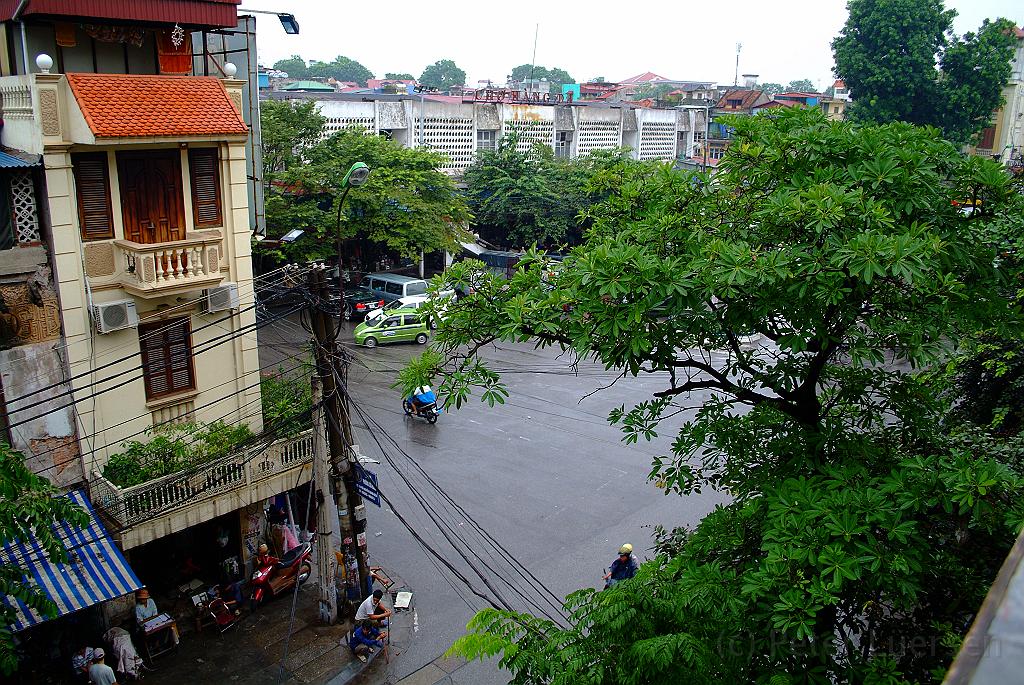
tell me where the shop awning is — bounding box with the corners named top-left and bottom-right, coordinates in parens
top-left (1, 490), bottom-right (141, 632)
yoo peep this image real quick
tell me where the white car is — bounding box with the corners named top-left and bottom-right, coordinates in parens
top-left (364, 294), bottom-right (432, 325)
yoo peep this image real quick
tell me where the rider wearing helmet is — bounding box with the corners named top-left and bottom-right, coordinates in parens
top-left (603, 543), bottom-right (639, 587)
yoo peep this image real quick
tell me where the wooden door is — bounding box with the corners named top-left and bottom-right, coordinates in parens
top-left (117, 150), bottom-right (186, 244)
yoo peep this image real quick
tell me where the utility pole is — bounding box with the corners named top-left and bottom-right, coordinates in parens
top-left (312, 377), bottom-right (342, 623)
top-left (308, 264), bottom-right (370, 615)
top-left (734, 42), bottom-right (742, 87)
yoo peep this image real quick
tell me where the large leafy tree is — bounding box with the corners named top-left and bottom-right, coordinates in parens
top-left (307, 55), bottom-right (374, 86)
top-left (418, 60), bottom-right (466, 90)
top-left (263, 125), bottom-right (470, 263)
top-left (271, 55), bottom-right (309, 78)
top-left (509, 64), bottom-right (575, 91)
top-left (787, 78), bottom-right (816, 92)
top-left (0, 444), bottom-right (88, 674)
top-left (260, 100), bottom-right (326, 177)
top-left (832, 0), bottom-right (1017, 144)
top-left (403, 109), bottom-right (1024, 683)
top-left (760, 82), bottom-right (785, 97)
top-left (384, 72), bottom-right (415, 80)
top-left (462, 135), bottom-right (627, 248)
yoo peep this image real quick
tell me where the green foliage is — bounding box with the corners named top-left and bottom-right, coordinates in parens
top-left (787, 79), bottom-right (816, 92)
top-left (260, 100), bottom-right (325, 177)
top-left (261, 368), bottom-right (313, 437)
top-left (272, 55), bottom-right (309, 78)
top-left (418, 60), bottom-right (466, 90)
top-left (384, 72), bottom-right (415, 80)
top-left (410, 108), bottom-right (1024, 683)
top-left (462, 134), bottom-right (633, 248)
top-left (509, 64), bottom-right (575, 90)
top-left (259, 108), bottom-right (471, 262)
top-left (0, 443), bottom-right (89, 674)
top-left (102, 421), bottom-right (254, 488)
top-left (832, 0), bottom-right (1017, 143)
top-left (761, 82), bottom-right (785, 97)
top-left (307, 55), bottom-right (374, 86)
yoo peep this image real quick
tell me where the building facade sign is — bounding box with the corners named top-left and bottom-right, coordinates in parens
top-left (479, 89), bottom-right (575, 104)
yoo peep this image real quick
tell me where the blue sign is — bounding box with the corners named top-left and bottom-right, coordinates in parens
top-left (355, 465), bottom-right (381, 507)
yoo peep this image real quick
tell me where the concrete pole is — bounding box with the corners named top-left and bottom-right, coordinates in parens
top-left (312, 378), bottom-right (340, 624)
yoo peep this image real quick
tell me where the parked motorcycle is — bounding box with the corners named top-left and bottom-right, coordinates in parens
top-left (403, 386), bottom-right (441, 424)
top-left (251, 542), bottom-right (313, 605)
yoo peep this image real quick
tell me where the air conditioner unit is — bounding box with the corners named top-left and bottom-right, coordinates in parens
top-left (203, 282), bottom-right (239, 313)
top-left (92, 300), bottom-right (139, 334)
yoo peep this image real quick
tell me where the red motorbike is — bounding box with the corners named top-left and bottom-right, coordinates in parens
top-left (251, 542), bottom-right (313, 605)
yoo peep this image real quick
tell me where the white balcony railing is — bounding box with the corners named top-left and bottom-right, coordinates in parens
top-left (113, 232), bottom-right (224, 297)
top-left (89, 430), bottom-right (314, 529)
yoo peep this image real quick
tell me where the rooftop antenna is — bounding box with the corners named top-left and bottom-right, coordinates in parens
top-left (734, 42), bottom-right (742, 87)
top-left (530, 23), bottom-right (539, 81)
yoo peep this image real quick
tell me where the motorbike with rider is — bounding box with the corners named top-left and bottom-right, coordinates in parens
top-left (403, 385), bottom-right (441, 424)
top-left (603, 543), bottom-right (639, 589)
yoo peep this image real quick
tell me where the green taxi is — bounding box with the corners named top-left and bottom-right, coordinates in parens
top-left (353, 308), bottom-right (430, 348)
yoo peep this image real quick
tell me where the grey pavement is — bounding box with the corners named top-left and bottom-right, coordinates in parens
top-left (259, 310), bottom-right (727, 684)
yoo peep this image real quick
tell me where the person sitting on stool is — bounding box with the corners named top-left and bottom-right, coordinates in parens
top-left (354, 589), bottom-right (392, 628)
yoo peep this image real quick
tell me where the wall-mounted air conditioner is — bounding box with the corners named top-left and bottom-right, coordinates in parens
top-left (202, 282), bottom-right (239, 313)
top-left (92, 300), bottom-right (139, 334)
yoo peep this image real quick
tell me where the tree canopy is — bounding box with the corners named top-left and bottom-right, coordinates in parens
top-left (259, 101), bottom-right (470, 263)
top-left (384, 72), bottom-right (415, 80)
top-left (419, 60), bottom-right (467, 90)
top-left (306, 55), bottom-right (374, 86)
top-left (403, 108), bottom-right (1024, 683)
top-left (509, 64), bottom-right (575, 91)
top-left (271, 55), bottom-right (309, 78)
top-left (462, 134), bottom-right (628, 249)
top-left (760, 82), bottom-right (785, 97)
top-left (0, 444), bottom-right (88, 674)
top-left (833, 0), bottom-right (1017, 144)
top-left (787, 78), bottom-right (816, 92)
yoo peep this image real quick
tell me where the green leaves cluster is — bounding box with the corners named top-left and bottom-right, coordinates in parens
top-left (418, 59), bottom-right (467, 90)
top-left (102, 421), bottom-right (253, 488)
top-left (271, 55), bottom-right (374, 86)
top-left (260, 367), bottom-right (314, 438)
top-left (463, 134), bottom-right (633, 248)
top-left (832, 0), bottom-right (1017, 144)
top-left (0, 443), bottom-right (88, 674)
top-left (509, 64), bottom-right (575, 91)
top-left (409, 108), bottom-right (1024, 683)
top-left (259, 100), bottom-right (471, 264)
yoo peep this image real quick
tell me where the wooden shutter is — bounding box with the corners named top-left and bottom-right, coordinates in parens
top-left (72, 153), bottom-right (114, 240)
top-left (189, 148), bottom-right (222, 227)
top-left (139, 317), bottom-right (196, 400)
top-left (979, 127), bottom-right (996, 150)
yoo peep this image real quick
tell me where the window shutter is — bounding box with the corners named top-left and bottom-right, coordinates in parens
top-left (189, 148), bottom-right (222, 227)
top-left (140, 318), bottom-right (196, 400)
top-left (72, 153), bottom-right (114, 241)
top-left (979, 127), bottom-right (996, 150)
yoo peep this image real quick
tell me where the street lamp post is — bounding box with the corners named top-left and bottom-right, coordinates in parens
top-left (334, 162), bottom-right (370, 317)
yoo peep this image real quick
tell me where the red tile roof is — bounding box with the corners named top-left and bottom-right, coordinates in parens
top-left (621, 71), bottom-right (669, 84)
top-left (66, 73), bottom-right (247, 138)
top-left (716, 89), bottom-right (766, 110)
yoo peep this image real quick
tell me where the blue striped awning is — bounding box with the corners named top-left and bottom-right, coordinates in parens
top-left (1, 490), bottom-right (141, 631)
top-left (0, 150), bottom-right (40, 168)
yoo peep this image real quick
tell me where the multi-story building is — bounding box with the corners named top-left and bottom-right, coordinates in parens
top-left (267, 89), bottom-right (704, 175)
top-left (0, 0), bottom-right (313, 651)
top-left (965, 26), bottom-right (1024, 172)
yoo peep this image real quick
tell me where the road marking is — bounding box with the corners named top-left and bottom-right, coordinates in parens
top-left (519, 436), bottom-right (531, 441)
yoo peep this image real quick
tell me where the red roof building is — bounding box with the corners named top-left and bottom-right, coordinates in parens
top-left (66, 73), bottom-right (247, 138)
top-left (0, 0), bottom-right (239, 27)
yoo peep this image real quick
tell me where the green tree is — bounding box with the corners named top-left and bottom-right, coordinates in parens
top-left (760, 81), bottom-right (785, 97)
top-left (384, 72), bottom-right (415, 80)
top-left (307, 55), bottom-right (374, 86)
top-left (403, 109), bottom-right (1024, 683)
top-left (832, 0), bottom-right (1017, 144)
top-left (419, 60), bottom-right (466, 90)
top-left (264, 130), bottom-right (470, 263)
top-left (0, 444), bottom-right (89, 674)
top-left (509, 64), bottom-right (576, 91)
top-left (787, 78), bottom-right (816, 92)
top-left (259, 99), bottom-right (325, 177)
top-left (272, 55), bottom-right (309, 78)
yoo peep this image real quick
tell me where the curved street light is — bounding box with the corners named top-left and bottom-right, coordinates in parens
top-left (335, 162), bottom-right (370, 320)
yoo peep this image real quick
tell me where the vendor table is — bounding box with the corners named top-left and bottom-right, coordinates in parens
top-left (142, 613), bottom-right (179, 660)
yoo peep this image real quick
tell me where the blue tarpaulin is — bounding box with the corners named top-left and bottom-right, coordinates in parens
top-left (1, 490), bottom-right (141, 631)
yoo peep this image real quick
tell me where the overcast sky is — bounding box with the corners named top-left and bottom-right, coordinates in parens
top-left (240, 0), bottom-right (1022, 89)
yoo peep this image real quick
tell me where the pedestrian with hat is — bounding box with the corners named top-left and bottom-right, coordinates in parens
top-left (87, 648), bottom-right (118, 685)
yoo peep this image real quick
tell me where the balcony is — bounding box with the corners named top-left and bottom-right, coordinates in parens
top-left (89, 431), bottom-right (314, 549)
top-left (113, 232), bottom-right (224, 298)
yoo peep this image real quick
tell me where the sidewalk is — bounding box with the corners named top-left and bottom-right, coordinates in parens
top-left (141, 585), bottom-right (354, 684)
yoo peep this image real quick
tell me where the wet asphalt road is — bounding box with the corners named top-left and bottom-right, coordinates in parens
top-left (258, 311), bottom-right (727, 684)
